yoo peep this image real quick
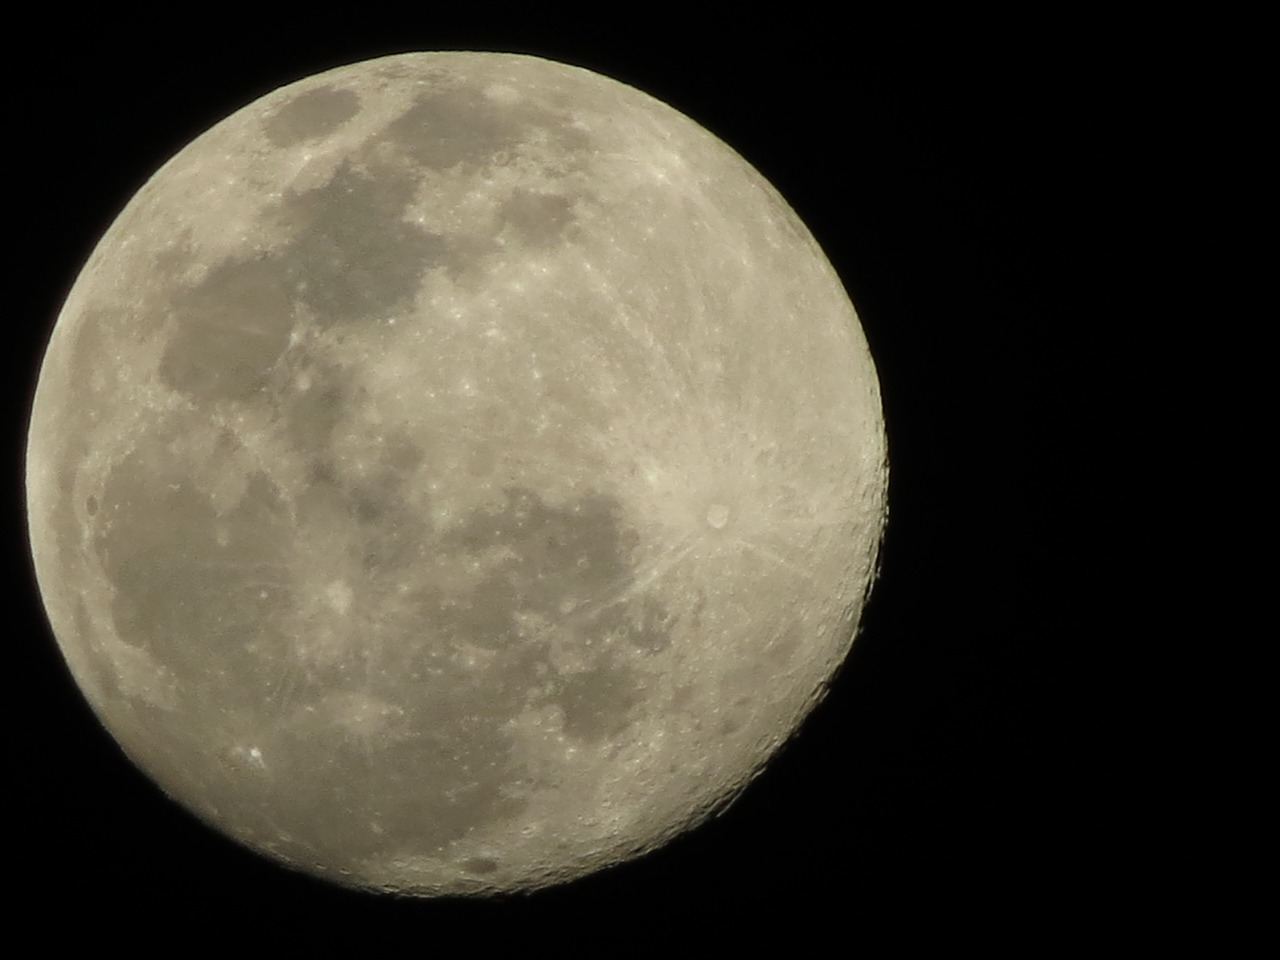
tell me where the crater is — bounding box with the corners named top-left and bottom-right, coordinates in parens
top-left (705, 503), bottom-right (730, 529)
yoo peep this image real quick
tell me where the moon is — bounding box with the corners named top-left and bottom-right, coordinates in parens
top-left (26, 51), bottom-right (887, 895)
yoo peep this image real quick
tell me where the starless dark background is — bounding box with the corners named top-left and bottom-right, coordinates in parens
top-left (9, 10), bottom-right (1127, 943)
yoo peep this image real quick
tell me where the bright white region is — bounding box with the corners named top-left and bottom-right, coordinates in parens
top-left (706, 503), bottom-right (730, 529)
top-left (326, 580), bottom-right (353, 614)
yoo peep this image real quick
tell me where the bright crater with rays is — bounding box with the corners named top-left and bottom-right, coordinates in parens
top-left (26, 52), bottom-right (887, 895)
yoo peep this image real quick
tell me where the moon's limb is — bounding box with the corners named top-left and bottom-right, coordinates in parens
top-left (26, 52), bottom-right (887, 895)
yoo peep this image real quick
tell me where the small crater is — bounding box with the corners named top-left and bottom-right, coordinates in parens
top-left (705, 503), bottom-right (730, 529)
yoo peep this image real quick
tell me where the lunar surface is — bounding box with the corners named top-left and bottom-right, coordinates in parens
top-left (26, 52), bottom-right (887, 895)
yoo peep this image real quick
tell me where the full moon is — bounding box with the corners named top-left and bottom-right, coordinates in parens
top-left (26, 52), bottom-right (887, 895)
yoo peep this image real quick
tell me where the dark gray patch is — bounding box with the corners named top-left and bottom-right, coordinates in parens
top-left (84, 495), bottom-right (98, 516)
top-left (426, 486), bottom-right (671, 743)
top-left (433, 486), bottom-right (643, 658)
top-left (351, 488), bottom-right (386, 524)
top-left (384, 87), bottom-right (527, 171)
top-left (274, 163), bottom-right (447, 327)
top-left (279, 365), bottom-right (347, 456)
top-left (383, 86), bottom-right (592, 174)
top-left (445, 487), bottom-right (638, 608)
top-left (429, 568), bottom-right (523, 650)
top-left (555, 656), bottom-right (642, 742)
top-left (90, 463), bottom-right (670, 867)
top-left (292, 456), bottom-right (431, 576)
top-left (95, 434), bottom-right (293, 700)
top-left (500, 189), bottom-right (576, 247)
top-left (288, 428), bottom-right (429, 576)
top-left (90, 426), bottom-right (520, 862)
top-left (159, 258), bottom-right (295, 401)
top-left (383, 431), bottom-right (426, 475)
top-left (463, 857), bottom-right (499, 875)
top-left (264, 86), bottom-right (361, 146)
top-left (253, 695), bottom-right (529, 863)
top-left (435, 233), bottom-right (504, 290)
top-left (304, 456), bottom-right (339, 488)
top-left (262, 616), bottom-right (550, 859)
top-left (355, 501), bottom-right (428, 575)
